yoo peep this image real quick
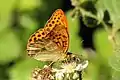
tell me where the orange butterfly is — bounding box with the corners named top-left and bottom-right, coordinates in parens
top-left (27, 9), bottom-right (69, 61)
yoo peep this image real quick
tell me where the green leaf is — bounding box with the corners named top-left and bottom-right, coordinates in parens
top-left (66, 10), bottom-right (82, 53)
top-left (109, 46), bottom-right (120, 71)
top-left (94, 29), bottom-right (113, 80)
top-left (20, 15), bottom-right (38, 30)
top-left (94, 29), bottom-right (112, 62)
top-left (0, 31), bottom-right (21, 64)
top-left (112, 70), bottom-right (120, 80)
top-left (109, 32), bottom-right (120, 71)
top-left (0, 0), bottom-right (16, 32)
top-left (9, 58), bottom-right (46, 80)
top-left (19, 0), bottom-right (40, 10)
top-left (96, 0), bottom-right (120, 24)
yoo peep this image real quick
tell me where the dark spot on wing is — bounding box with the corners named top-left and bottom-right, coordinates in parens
top-left (49, 24), bottom-right (52, 27)
top-left (34, 37), bottom-right (37, 41)
top-left (42, 32), bottom-right (45, 35)
top-left (37, 34), bottom-right (41, 37)
top-left (52, 21), bottom-right (55, 24)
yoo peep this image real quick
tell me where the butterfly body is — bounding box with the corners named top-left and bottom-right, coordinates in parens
top-left (27, 9), bottom-right (69, 61)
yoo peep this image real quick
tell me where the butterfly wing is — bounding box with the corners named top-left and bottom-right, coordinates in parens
top-left (44, 9), bottom-right (69, 53)
top-left (27, 9), bottom-right (69, 61)
top-left (45, 24), bottom-right (69, 53)
top-left (27, 38), bottom-right (65, 61)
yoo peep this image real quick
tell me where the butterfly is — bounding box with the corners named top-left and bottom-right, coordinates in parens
top-left (27, 9), bottom-right (69, 62)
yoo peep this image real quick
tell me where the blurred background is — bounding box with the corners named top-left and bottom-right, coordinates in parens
top-left (0, 0), bottom-right (117, 80)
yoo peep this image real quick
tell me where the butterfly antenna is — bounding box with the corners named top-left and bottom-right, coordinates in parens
top-left (48, 61), bottom-right (55, 67)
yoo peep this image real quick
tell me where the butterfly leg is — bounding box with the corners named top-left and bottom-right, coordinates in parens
top-left (48, 61), bottom-right (55, 67)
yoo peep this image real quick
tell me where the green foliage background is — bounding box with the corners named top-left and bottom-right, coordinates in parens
top-left (0, 0), bottom-right (120, 80)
